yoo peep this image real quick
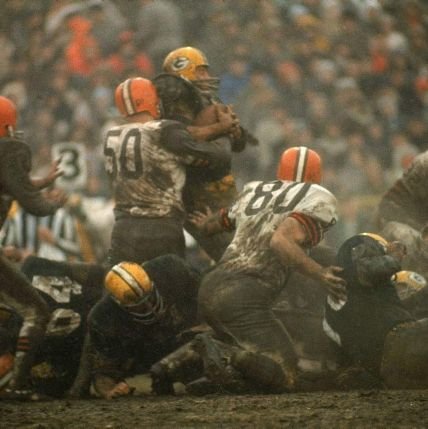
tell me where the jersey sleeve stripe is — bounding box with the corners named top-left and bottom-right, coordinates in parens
top-left (289, 212), bottom-right (321, 246)
top-left (220, 208), bottom-right (235, 231)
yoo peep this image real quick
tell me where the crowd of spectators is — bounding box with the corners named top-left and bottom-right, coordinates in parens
top-left (1, 0), bottom-right (427, 248)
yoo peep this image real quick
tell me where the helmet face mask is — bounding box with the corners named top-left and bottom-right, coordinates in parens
top-left (277, 146), bottom-right (322, 184)
top-left (0, 96), bottom-right (17, 138)
top-left (124, 284), bottom-right (165, 324)
top-left (114, 78), bottom-right (161, 119)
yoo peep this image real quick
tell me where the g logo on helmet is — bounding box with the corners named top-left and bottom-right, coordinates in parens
top-left (172, 57), bottom-right (190, 71)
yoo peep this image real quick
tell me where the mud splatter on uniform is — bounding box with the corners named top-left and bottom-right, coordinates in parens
top-left (378, 151), bottom-right (428, 230)
top-left (323, 234), bottom-right (428, 389)
top-left (87, 255), bottom-right (200, 383)
top-left (104, 120), bottom-right (228, 265)
top-left (198, 180), bottom-right (338, 390)
top-left (0, 256), bottom-right (104, 396)
top-left (183, 135), bottom-right (250, 262)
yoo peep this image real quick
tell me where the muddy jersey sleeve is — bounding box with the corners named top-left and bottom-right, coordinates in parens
top-left (0, 141), bottom-right (59, 216)
top-left (402, 152), bottom-right (428, 200)
top-left (160, 120), bottom-right (229, 168)
top-left (289, 184), bottom-right (338, 245)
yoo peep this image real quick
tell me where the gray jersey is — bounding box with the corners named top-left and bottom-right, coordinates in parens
top-left (104, 120), bottom-right (227, 219)
top-left (219, 180), bottom-right (338, 290)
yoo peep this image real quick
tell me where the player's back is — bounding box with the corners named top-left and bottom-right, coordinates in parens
top-left (219, 180), bottom-right (338, 289)
top-left (104, 120), bottom-right (187, 219)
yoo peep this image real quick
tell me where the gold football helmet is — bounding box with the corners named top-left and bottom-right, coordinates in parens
top-left (104, 262), bottom-right (164, 323)
top-left (162, 46), bottom-right (210, 81)
top-left (359, 233), bottom-right (388, 252)
top-left (391, 270), bottom-right (427, 300)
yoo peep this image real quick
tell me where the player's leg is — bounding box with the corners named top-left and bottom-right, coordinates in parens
top-left (381, 318), bottom-right (428, 389)
top-left (108, 217), bottom-right (185, 266)
top-left (199, 272), bottom-right (298, 392)
top-left (0, 256), bottom-right (50, 399)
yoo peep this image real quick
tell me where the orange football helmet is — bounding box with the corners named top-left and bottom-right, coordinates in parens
top-left (114, 77), bottom-right (160, 118)
top-left (0, 96), bottom-right (17, 138)
top-left (277, 146), bottom-right (322, 184)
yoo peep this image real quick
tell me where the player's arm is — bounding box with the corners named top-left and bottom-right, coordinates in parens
top-left (161, 121), bottom-right (229, 168)
top-left (188, 206), bottom-right (235, 236)
top-left (187, 104), bottom-right (238, 142)
top-left (270, 215), bottom-right (346, 302)
top-left (0, 145), bottom-right (66, 215)
top-left (30, 158), bottom-right (63, 189)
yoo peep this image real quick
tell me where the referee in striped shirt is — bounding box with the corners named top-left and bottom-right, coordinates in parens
top-left (1, 203), bottom-right (83, 262)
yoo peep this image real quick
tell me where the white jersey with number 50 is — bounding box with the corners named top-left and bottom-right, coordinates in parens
top-left (220, 180), bottom-right (338, 290)
top-left (104, 120), bottom-right (227, 219)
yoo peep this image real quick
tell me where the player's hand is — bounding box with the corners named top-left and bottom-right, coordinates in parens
top-left (216, 105), bottom-right (238, 133)
top-left (188, 206), bottom-right (213, 230)
top-left (386, 240), bottom-right (407, 263)
top-left (1, 245), bottom-right (25, 263)
top-left (46, 158), bottom-right (64, 184)
top-left (45, 188), bottom-right (68, 208)
top-left (105, 381), bottom-right (134, 400)
top-left (227, 105), bottom-right (242, 140)
top-left (320, 266), bottom-right (347, 303)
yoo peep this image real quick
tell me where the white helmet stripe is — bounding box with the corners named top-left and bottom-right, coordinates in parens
top-left (295, 147), bottom-right (308, 181)
top-left (122, 79), bottom-right (135, 115)
top-left (111, 264), bottom-right (142, 297)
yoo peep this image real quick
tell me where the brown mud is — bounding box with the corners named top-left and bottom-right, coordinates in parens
top-left (1, 388), bottom-right (428, 428)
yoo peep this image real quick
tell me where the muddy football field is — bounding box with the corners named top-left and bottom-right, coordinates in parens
top-left (2, 387), bottom-right (428, 428)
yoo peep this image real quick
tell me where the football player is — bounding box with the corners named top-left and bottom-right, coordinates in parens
top-left (0, 96), bottom-right (66, 400)
top-left (377, 150), bottom-right (428, 232)
top-left (376, 150), bottom-right (428, 271)
top-left (323, 233), bottom-right (428, 390)
top-left (68, 254), bottom-right (200, 400)
top-left (152, 147), bottom-right (345, 394)
top-left (105, 77), bottom-right (235, 266)
top-left (0, 256), bottom-right (104, 398)
top-left (162, 47), bottom-right (258, 261)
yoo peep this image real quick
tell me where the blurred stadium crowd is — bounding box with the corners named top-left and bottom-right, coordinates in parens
top-left (1, 0), bottom-right (428, 255)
